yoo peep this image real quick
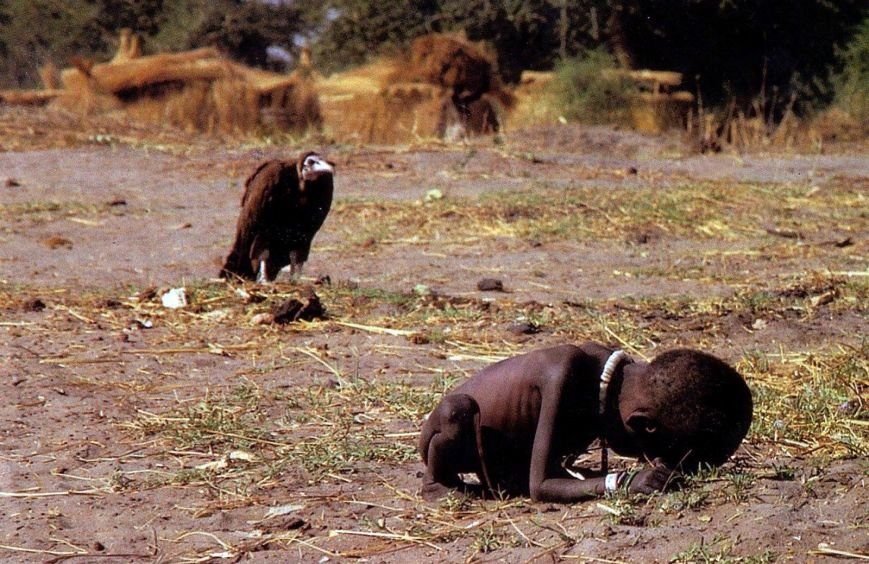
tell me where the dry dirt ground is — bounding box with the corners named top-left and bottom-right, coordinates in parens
top-left (0, 106), bottom-right (867, 563)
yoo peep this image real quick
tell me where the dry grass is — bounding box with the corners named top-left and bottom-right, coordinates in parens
top-left (3, 280), bottom-right (865, 561)
top-left (328, 178), bottom-right (866, 249)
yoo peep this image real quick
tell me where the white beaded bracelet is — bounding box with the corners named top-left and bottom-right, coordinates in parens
top-left (605, 472), bottom-right (622, 493)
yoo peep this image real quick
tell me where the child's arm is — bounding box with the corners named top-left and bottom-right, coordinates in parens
top-left (527, 348), bottom-right (674, 502)
top-left (530, 459), bottom-right (675, 501)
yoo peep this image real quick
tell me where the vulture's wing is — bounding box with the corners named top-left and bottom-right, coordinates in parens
top-left (240, 161), bottom-right (276, 207)
top-left (236, 160), bottom-right (299, 237)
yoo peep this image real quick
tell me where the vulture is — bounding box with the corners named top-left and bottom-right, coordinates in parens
top-left (220, 152), bottom-right (334, 282)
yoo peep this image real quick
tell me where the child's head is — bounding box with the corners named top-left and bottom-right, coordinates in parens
top-left (638, 349), bottom-right (753, 470)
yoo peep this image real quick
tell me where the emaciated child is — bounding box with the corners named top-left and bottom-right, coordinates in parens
top-left (418, 343), bottom-right (753, 502)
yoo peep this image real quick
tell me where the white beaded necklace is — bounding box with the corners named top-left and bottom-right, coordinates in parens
top-left (599, 350), bottom-right (628, 473)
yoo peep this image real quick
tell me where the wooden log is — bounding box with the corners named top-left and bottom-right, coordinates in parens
top-left (603, 69), bottom-right (684, 88)
top-left (636, 91), bottom-right (695, 103)
top-left (84, 49), bottom-right (225, 93)
top-left (0, 89), bottom-right (63, 106)
top-left (236, 64), bottom-right (303, 95)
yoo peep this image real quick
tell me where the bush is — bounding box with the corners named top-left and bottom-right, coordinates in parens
top-left (549, 49), bottom-right (637, 126)
top-left (832, 17), bottom-right (869, 123)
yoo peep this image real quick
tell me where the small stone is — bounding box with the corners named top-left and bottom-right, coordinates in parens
top-left (137, 287), bottom-right (158, 302)
top-left (261, 515), bottom-right (306, 533)
top-left (251, 312), bottom-right (275, 325)
top-left (424, 188), bottom-right (444, 202)
top-left (414, 284), bottom-right (432, 296)
top-left (751, 318), bottom-right (767, 330)
top-left (477, 278), bottom-right (505, 292)
top-left (508, 321), bottom-right (540, 335)
top-left (837, 399), bottom-right (861, 416)
top-left (810, 292), bottom-right (835, 307)
top-left (102, 298), bottom-right (123, 309)
top-left (409, 333), bottom-right (430, 344)
top-left (22, 297), bottom-right (46, 312)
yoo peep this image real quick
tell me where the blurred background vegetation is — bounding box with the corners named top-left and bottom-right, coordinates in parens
top-left (0, 0), bottom-right (865, 121)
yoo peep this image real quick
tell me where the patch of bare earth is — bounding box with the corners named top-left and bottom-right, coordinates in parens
top-left (1, 106), bottom-right (866, 562)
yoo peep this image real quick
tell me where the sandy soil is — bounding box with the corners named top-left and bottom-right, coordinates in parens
top-left (1, 106), bottom-right (866, 563)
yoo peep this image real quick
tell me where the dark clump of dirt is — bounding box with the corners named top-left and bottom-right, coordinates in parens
top-left (625, 223), bottom-right (666, 245)
top-left (41, 235), bottom-right (73, 249)
top-left (272, 289), bottom-right (325, 323)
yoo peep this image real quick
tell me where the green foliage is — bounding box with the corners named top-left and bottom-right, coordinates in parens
top-left (435, 0), bottom-right (561, 83)
top-left (0, 0), bottom-right (8, 57)
top-left (0, 0), bottom-right (864, 118)
top-left (0, 0), bottom-right (316, 87)
top-left (548, 49), bottom-right (636, 125)
top-left (312, 0), bottom-right (607, 80)
top-left (183, 0), bottom-right (307, 68)
top-left (92, 0), bottom-right (166, 37)
top-left (833, 16), bottom-right (869, 122)
top-left (312, 0), bottom-right (436, 74)
top-left (147, 0), bottom-right (206, 53)
top-left (610, 0), bottom-right (867, 113)
top-left (0, 0), bottom-right (102, 87)
top-left (671, 537), bottom-right (776, 563)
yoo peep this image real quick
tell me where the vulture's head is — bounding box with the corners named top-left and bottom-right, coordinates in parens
top-left (299, 152), bottom-right (335, 185)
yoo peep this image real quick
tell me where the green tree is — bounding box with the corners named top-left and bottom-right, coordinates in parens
top-left (605, 0), bottom-right (867, 111)
top-left (833, 17), bottom-right (869, 123)
top-left (0, 0), bottom-right (9, 58)
top-left (312, 0), bottom-right (597, 81)
top-left (91, 0), bottom-right (166, 37)
top-left (436, 0), bottom-right (561, 83)
top-left (0, 0), bottom-right (102, 87)
top-left (312, 0), bottom-right (436, 73)
top-left (184, 0), bottom-right (308, 68)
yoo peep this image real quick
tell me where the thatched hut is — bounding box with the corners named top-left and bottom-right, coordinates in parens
top-left (48, 32), bottom-right (321, 135)
top-left (318, 33), bottom-right (513, 143)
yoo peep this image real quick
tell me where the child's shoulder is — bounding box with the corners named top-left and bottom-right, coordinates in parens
top-left (526, 343), bottom-right (608, 368)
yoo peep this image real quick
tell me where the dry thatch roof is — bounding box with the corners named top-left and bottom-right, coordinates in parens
top-left (37, 32), bottom-right (322, 135)
top-left (319, 33), bottom-right (513, 144)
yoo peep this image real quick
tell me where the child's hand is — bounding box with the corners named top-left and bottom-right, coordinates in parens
top-left (628, 460), bottom-right (678, 494)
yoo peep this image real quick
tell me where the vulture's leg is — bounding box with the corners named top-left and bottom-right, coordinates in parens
top-left (288, 251), bottom-right (303, 281)
top-left (290, 262), bottom-right (303, 280)
top-left (250, 237), bottom-right (272, 284)
top-left (256, 260), bottom-right (269, 284)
